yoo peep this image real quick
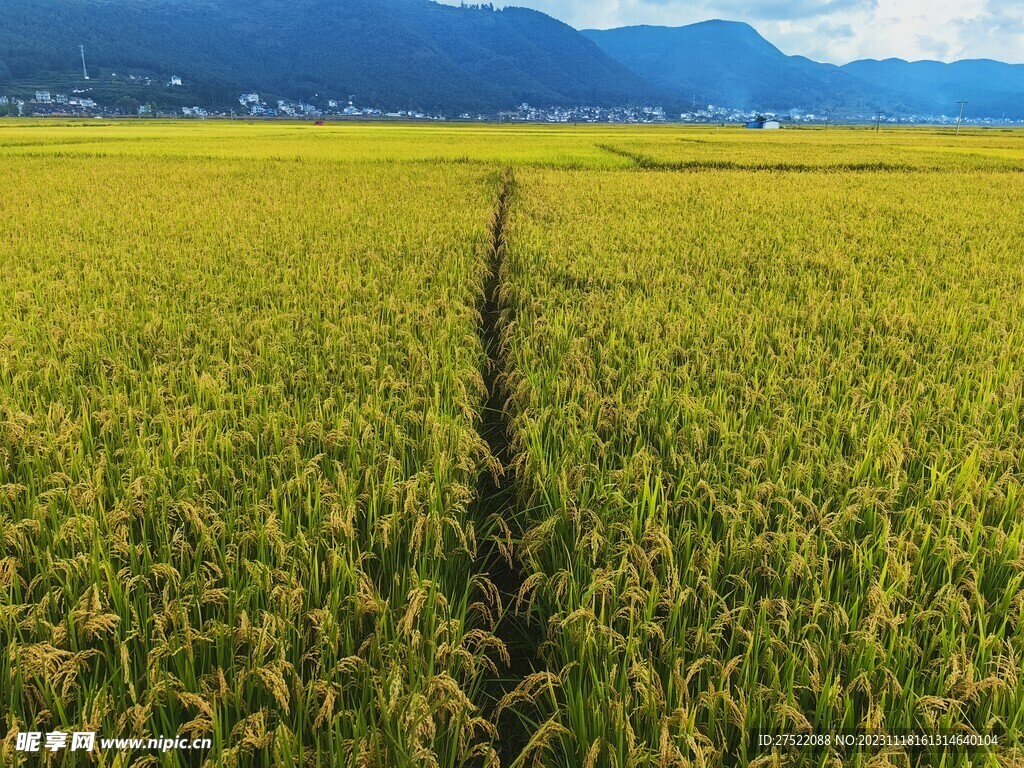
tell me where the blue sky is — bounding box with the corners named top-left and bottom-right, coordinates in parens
top-left (440, 0), bottom-right (1024, 64)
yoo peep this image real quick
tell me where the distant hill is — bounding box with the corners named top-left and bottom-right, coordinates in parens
top-left (583, 21), bottom-right (1024, 119)
top-left (0, 0), bottom-right (662, 112)
top-left (583, 21), bottom-right (880, 113)
top-left (840, 58), bottom-right (1024, 118)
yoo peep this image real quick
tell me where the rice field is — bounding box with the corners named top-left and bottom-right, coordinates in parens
top-left (1, 121), bottom-right (1023, 767)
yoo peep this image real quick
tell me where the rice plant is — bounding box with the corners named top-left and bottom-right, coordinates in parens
top-left (0, 154), bottom-right (506, 767)
top-left (498, 168), bottom-right (1024, 767)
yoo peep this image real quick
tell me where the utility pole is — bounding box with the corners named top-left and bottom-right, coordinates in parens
top-left (875, 110), bottom-right (882, 133)
top-left (956, 99), bottom-right (969, 136)
top-left (80, 45), bottom-right (89, 80)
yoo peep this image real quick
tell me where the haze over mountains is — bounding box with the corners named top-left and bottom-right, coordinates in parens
top-left (1, 0), bottom-right (1022, 118)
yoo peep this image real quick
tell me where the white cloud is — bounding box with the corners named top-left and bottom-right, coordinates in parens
top-left (436, 0), bottom-right (1024, 62)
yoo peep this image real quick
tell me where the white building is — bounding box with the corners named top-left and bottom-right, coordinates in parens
top-left (170, 76), bottom-right (182, 86)
top-left (239, 93), bottom-right (260, 105)
top-left (35, 90), bottom-right (52, 103)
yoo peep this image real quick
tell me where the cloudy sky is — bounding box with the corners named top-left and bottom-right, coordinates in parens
top-left (440, 0), bottom-right (1024, 63)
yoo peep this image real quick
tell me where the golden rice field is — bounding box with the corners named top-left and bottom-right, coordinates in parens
top-left (1, 120), bottom-right (1023, 768)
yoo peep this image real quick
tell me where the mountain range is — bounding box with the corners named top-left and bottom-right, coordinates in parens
top-left (584, 22), bottom-right (1024, 118)
top-left (1, 0), bottom-right (1022, 118)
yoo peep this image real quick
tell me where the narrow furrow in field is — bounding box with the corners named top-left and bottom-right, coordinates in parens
top-left (596, 142), bottom-right (927, 172)
top-left (469, 169), bottom-right (539, 765)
